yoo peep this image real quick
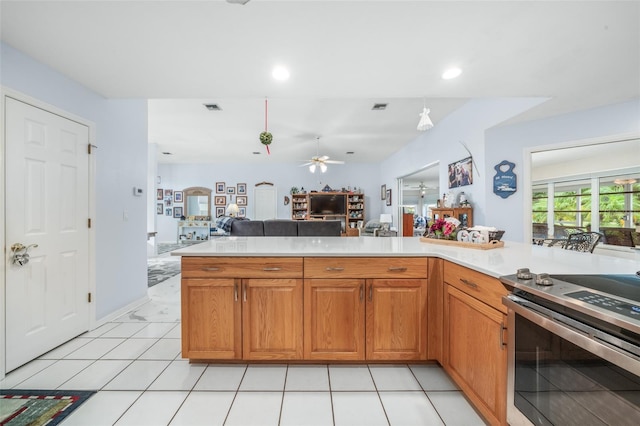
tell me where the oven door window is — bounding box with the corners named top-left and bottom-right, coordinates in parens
top-left (514, 314), bottom-right (640, 426)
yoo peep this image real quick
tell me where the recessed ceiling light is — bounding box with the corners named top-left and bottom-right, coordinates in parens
top-left (372, 103), bottom-right (387, 110)
top-left (442, 67), bottom-right (462, 80)
top-left (204, 103), bottom-right (222, 111)
top-left (272, 66), bottom-right (290, 81)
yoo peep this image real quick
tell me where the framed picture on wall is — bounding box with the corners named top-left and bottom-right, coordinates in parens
top-left (173, 206), bottom-right (183, 218)
top-left (164, 189), bottom-right (173, 198)
top-left (448, 156), bottom-right (473, 189)
top-left (216, 182), bottom-right (225, 194)
top-left (215, 196), bottom-right (226, 205)
top-left (174, 191), bottom-right (183, 203)
top-left (237, 183), bottom-right (247, 195)
top-left (381, 184), bottom-right (386, 200)
top-left (238, 207), bottom-right (246, 218)
top-left (216, 206), bottom-right (225, 217)
top-left (386, 189), bottom-right (392, 206)
top-left (227, 186), bottom-right (236, 194)
top-left (156, 203), bottom-right (163, 214)
top-left (236, 196), bottom-right (247, 206)
top-left (156, 188), bottom-right (163, 200)
top-left (166, 207), bottom-right (173, 216)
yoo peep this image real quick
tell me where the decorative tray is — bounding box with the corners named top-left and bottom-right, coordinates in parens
top-left (419, 237), bottom-right (505, 250)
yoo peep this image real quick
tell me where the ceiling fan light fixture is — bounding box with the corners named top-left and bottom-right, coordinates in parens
top-left (320, 163), bottom-right (327, 173)
top-left (309, 164), bottom-right (316, 173)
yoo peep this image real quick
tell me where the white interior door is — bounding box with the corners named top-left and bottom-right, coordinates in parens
top-left (253, 186), bottom-right (277, 220)
top-left (5, 97), bottom-right (90, 372)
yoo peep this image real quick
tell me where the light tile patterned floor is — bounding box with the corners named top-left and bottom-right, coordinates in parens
top-left (0, 273), bottom-right (486, 425)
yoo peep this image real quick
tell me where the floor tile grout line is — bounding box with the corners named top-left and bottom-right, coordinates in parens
top-left (222, 364), bottom-right (248, 425)
top-left (407, 364), bottom-right (448, 426)
top-left (368, 364), bottom-right (392, 426)
top-left (277, 365), bottom-right (289, 426)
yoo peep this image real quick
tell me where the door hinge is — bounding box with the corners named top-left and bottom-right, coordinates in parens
top-left (88, 218), bottom-right (92, 228)
top-left (88, 292), bottom-right (92, 303)
top-left (88, 143), bottom-right (92, 154)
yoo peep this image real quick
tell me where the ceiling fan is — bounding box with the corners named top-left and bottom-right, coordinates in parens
top-left (300, 137), bottom-right (345, 173)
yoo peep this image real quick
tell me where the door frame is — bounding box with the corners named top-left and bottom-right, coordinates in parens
top-left (0, 87), bottom-right (97, 379)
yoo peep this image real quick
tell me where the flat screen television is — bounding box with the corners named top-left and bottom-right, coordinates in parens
top-left (310, 194), bottom-right (346, 215)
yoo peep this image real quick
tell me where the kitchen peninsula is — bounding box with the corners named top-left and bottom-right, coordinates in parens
top-left (173, 237), bottom-right (639, 425)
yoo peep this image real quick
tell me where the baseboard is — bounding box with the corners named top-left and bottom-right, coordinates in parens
top-left (92, 295), bottom-right (150, 328)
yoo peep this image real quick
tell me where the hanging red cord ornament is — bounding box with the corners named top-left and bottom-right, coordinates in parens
top-left (259, 99), bottom-right (273, 155)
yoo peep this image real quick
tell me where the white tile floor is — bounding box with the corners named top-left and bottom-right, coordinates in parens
top-left (0, 271), bottom-right (486, 425)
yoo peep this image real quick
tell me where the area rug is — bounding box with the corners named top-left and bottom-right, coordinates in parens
top-left (0, 389), bottom-right (95, 426)
top-left (157, 240), bottom-right (204, 255)
top-left (148, 257), bottom-right (182, 287)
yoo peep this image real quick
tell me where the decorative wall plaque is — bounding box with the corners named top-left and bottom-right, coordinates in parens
top-left (493, 160), bottom-right (517, 198)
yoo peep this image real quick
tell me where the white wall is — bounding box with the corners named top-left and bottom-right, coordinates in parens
top-left (485, 99), bottom-right (640, 242)
top-left (1, 42), bottom-right (149, 320)
top-left (155, 162), bottom-right (381, 242)
top-left (379, 97), bottom-right (547, 228)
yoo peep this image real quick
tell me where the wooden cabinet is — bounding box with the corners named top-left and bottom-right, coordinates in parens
top-left (304, 278), bottom-right (365, 360)
top-left (181, 257), bottom-right (303, 360)
top-left (291, 194), bottom-right (308, 220)
top-left (304, 257), bottom-right (428, 361)
top-left (291, 192), bottom-right (365, 230)
top-left (182, 278), bottom-right (241, 360)
top-left (431, 207), bottom-right (473, 227)
top-left (243, 278), bottom-right (303, 360)
top-left (347, 193), bottom-right (365, 228)
top-left (443, 261), bottom-right (508, 426)
top-left (366, 278), bottom-right (427, 360)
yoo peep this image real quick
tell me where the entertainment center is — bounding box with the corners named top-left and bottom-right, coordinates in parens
top-left (291, 192), bottom-right (365, 231)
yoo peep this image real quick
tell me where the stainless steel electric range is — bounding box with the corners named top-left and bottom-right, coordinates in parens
top-left (500, 270), bottom-right (640, 426)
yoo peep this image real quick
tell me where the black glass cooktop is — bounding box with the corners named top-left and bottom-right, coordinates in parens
top-left (550, 274), bottom-right (640, 303)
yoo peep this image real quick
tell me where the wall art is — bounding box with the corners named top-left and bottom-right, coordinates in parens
top-left (237, 183), bottom-right (247, 195)
top-left (493, 160), bottom-right (517, 198)
top-left (448, 156), bottom-right (473, 188)
top-left (216, 182), bottom-right (225, 194)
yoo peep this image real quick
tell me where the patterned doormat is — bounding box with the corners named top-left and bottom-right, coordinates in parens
top-left (147, 257), bottom-right (182, 287)
top-left (0, 389), bottom-right (95, 426)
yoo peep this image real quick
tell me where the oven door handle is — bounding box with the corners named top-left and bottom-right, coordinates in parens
top-left (504, 295), bottom-right (640, 369)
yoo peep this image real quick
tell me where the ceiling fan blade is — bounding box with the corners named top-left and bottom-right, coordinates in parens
top-left (325, 160), bottom-right (345, 164)
top-left (318, 155), bottom-right (330, 161)
top-left (299, 162), bottom-right (313, 167)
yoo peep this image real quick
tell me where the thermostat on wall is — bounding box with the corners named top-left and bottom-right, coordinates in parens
top-left (133, 187), bottom-right (144, 196)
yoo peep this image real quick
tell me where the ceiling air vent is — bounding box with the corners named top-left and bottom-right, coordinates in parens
top-left (162, 152), bottom-right (173, 155)
top-left (203, 103), bottom-right (222, 111)
top-left (372, 103), bottom-right (388, 111)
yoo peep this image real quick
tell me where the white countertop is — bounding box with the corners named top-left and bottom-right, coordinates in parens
top-left (171, 236), bottom-right (640, 279)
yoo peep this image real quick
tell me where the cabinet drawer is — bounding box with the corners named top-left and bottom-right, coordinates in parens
top-left (304, 257), bottom-right (427, 279)
top-left (444, 261), bottom-right (508, 313)
top-left (182, 257), bottom-right (302, 278)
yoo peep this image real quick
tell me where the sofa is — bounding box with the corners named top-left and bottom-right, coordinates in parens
top-left (229, 218), bottom-right (342, 237)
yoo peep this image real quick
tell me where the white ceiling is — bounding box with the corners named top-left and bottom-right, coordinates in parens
top-left (2, 0), bottom-right (639, 166)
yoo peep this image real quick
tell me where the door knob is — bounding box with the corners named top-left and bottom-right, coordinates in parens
top-left (11, 243), bottom-right (38, 266)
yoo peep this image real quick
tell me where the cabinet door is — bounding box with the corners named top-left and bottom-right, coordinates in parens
top-left (444, 285), bottom-right (507, 425)
top-left (242, 278), bottom-right (303, 360)
top-left (181, 278), bottom-right (241, 359)
top-left (304, 279), bottom-right (365, 360)
top-left (366, 279), bottom-right (428, 360)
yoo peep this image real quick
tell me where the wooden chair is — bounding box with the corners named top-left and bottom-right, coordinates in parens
top-left (562, 232), bottom-right (603, 253)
